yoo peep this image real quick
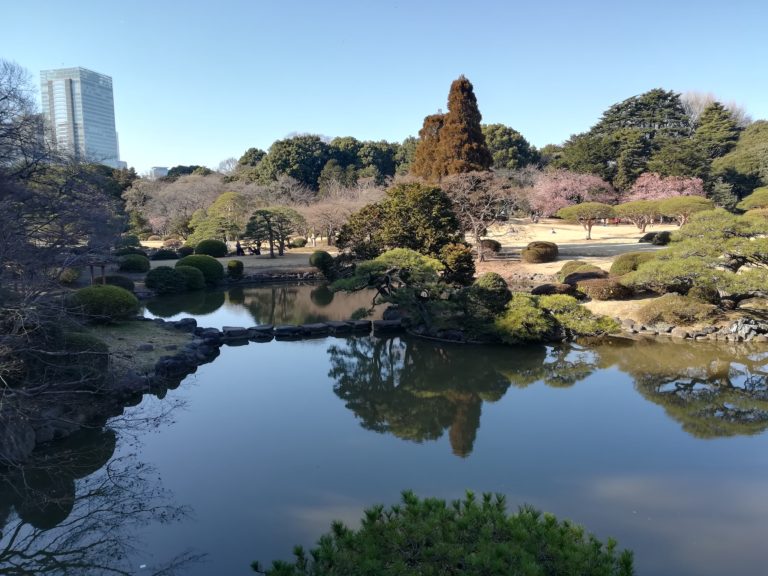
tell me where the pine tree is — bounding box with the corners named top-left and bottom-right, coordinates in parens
top-left (693, 102), bottom-right (741, 160)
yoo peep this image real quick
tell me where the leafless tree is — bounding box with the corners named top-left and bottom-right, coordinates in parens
top-left (216, 156), bottom-right (238, 175)
top-left (681, 91), bottom-right (753, 128)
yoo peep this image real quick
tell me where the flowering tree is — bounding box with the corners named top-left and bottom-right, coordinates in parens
top-left (529, 170), bottom-right (615, 217)
top-left (626, 172), bottom-right (704, 202)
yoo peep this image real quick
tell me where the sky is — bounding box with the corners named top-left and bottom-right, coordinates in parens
top-left (4, 0), bottom-right (767, 174)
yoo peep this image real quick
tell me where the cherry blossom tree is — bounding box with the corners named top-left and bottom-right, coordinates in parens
top-left (626, 172), bottom-right (704, 202)
top-left (529, 170), bottom-right (615, 217)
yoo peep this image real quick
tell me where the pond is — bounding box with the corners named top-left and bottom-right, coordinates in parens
top-left (2, 285), bottom-right (767, 575)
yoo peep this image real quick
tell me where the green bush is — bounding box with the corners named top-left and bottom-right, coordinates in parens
top-left (289, 237), bottom-right (307, 248)
top-left (177, 245), bottom-right (195, 257)
top-left (439, 242), bottom-right (475, 286)
top-left (163, 239), bottom-right (183, 248)
top-left (115, 234), bottom-right (140, 248)
top-left (114, 247), bottom-right (148, 257)
top-left (610, 251), bottom-right (656, 276)
top-left (494, 293), bottom-right (557, 344)
top-left (66, 285), bottom-right (140, 323)
top-left (150, 248), bottom-right (179, 261)
top-left (103, 275), bottom-right (135, 292)
top-left (118, 254), bottom-right (150, 273)
top-left (480, 238), bottom-right (502, 253)
top-left (57, 267), bottom-right (81, 285)
top-left (252, 491), bottom-right (634, 576)
top-left (469, 272), bottom-right (512, 315)
top-left (521, 241), bottom-right (558, 263)
top-left (176, 254), bottom-right (224, 285)
top-left (147, 235), bottom-right (162, 241)
top-left (638, 231), bottom-right (672, 245)
top-left (539, 294), bottom-right (619, 336)
top-left (309, 250), bottom-right (334, 276)
top-left (562, 265), bottom-right (608, 285)
top-left (576, 278), bottom-right (634, 300)
top-left (194, 239), bottom-right (228, 257)
top-left (531, 283), bottom-right (576, 296)
top-left (145, 266), bottom-right (188, 295)
top-left (227, 259), bottom-right (244, 280)
top-left (556, 260), bottom-right (587, 281)
top-left (636, 293), bottom-right (717, 326)
top-left (175, 265), bottom-right (206, 291)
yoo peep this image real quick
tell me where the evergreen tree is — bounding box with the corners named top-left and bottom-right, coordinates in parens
top-left (481, 123), bottom-right (539, 170)
top-left (693, 102), bottom-right (741, 160)
top-left (411, 113), bottom-right (445, 181)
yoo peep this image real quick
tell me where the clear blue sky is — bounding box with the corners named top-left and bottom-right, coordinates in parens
top-left (4, 0), bottom-right (766, 174)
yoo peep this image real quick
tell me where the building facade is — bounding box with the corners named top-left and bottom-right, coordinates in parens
top-left (40, 67), bottom-right (122, 168)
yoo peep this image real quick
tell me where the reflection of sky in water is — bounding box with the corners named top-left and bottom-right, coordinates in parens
top-left (110, 336), bottom-right (768, 576)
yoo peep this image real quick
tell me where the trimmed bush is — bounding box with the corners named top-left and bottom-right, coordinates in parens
top-left (175, 265), bottom-right (206, 291)
top-left (610, 251), bottom-right (656, 276)
top-left (118, 254), bottom-right (150, 273)
top-left (538, 294), bottom-right (619, 336)
top-left (480, 238), bottom-right (502, 253)
top-left (309, 250), bottom-right (334, 276)
top-left (57, 267), bottom-right (81, 285)
top-left (115, 234), bottom-right (140, 248)
top-left (227, 259), bottom-right (244, 280)
top-left (468, 272), bottom-right (512, 315)
top-left (147, 235), bottom-right (162, 241)
top-left (66, 285), bottom-right (140, 323)
top-left (531, 283), bottom-right (576, 296)
top-left (289, 237), bottom-right (307, 248)
top-left (177, 245), bottom-right (194, 257)
top-left (103, 275), bottom-right (135, 292)
top-left (194, 239), bottom-right (228, 257)
top-left (521, 241), bottom-right (558, 263)
top-left (576, 278), bottom-right (634, 300)
top-left (151, 248), bottom-right (179, 261)
top-left (562, 265), bottom-right (608, 285)
top-left (145, 266), bottom-right (188, 295)
top-left (439, 242), bottom-right (475, 286)
top-left (638, 230), bottom-right (672, 245)
top-left (176, 254), bottom-right (224, 285)
top-left (494, 293), bottom-right (557, 344)
top-left (114, 247), bottom-right (148, 257)
top-left (163, 239), bottom-right (183, 248)
top-left (556, 260), bottom-right (586, 282)
top-left (636, 294), bottom-right (716, 326)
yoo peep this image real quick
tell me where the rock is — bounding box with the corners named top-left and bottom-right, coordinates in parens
top-left (301, 323), bottom-right (330, 335)
top-left (670, 327), bottom-right (690, 339)
top-left (250, 324), bottom-right (274, 334)
top-left (755, 335), bottom-right (768, 343)
top-left (136, 343), bottom-right (154, 352)
top-left (222, 326), bottom-right (250, 339)
top-left (199, 328), bottom-right (222, 343)
top-left (373, 319), bottom-right (403, 333)
top-left (274, 325), bottom-right (302, 338)
top-left (173, 318), bottom-right (197, 332)
top-left (325, 321), bottom-right (352, 334)
top-left (655, 323), bottom-right (674, 334)
top-left (346, 320), bottom-right (372, 332)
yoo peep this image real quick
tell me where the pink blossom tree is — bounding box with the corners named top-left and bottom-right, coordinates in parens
top-left (529, 170), bottom-right (615, 217)
top-left (626, 172), bottom-right (705, 202)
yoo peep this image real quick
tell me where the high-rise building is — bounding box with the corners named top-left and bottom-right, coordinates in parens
top-left (40, 67), bottom-right (122, 168)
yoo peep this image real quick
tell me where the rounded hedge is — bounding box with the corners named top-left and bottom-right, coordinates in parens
top-left (57, 267), bottom-right (81, 285)
top-left (227, 259), bottom-right (244, 280)
top-left (309, 250), bottom-right (334, 275)
top-left (177, 245), bottom-right (195, 257)
top-left (118, 254), bottom-right (150, 273)
top-left (289, 237), bottom-right (308, 248)
top-left (610, 252), bottom-right (656, 276)
top-left (114, 247), bottom-right (148, 257)
top-left (66, 285), bottom-right (139, 323)
top-left (556, 260), bottom-right (586, 282)
top-left (636, 294), bottom-right (716, 326)
top-left (194, 239), bottom-right (228, 257)
top-left (163, 239), bottom-right (183, 248)
top-left (150, 248), bottom-right (179, 261)
top-left (480, 239), bottom-right (502, 253)
top-left (147, 235), bottom-right (162, 241)
top-left (103, 275), bottom-right (135, 292)
top-left (639, 231), bottom-right (672, 245)
top-left (145, 266), bottom-right (188, 295)
top-left (471, 272), bottom-right (512, 315)
top-left (176, 254), bottom-right (224, 285)
top-left (115, 235), bottom-right (140, 248)
top-left (439, 243), bottom-right (476, 286)
top-left (576, 278), bottom-right (634, 300)
top-left (175, 265), bottom-right (206, 291)
top-left (562, 265), bottom-right (608, 285)
top-left (521, 241), bottom-right (558, 263)
top-left (531, 283), bottom-right (577, 296)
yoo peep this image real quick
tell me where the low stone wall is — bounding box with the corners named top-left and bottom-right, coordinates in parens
top-left (619, 316), bottom-right (768, 343)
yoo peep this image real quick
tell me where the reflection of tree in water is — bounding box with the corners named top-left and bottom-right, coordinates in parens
top-left (596, 338), bottom-right (768, 438)
top-left (145, 290), bottom-right (226, 317)
top-left (328, 337), bottom-right (598, 457)
top-left (501, 345), bottom-right (598, 389)
top-left (0, 427), bottom-right (203, 574)
top-left (245, 286), bottom-right (302, 325)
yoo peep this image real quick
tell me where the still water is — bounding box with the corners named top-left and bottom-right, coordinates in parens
top-left (2, 285), bottom-right (767, 575)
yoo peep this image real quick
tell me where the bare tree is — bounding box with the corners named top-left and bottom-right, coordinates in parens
top-left (681, 91), bottom-right (753, 128)
top-left (216, 156), bottom-right (238, 175)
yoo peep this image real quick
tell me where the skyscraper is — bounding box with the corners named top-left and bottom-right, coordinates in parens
top-left (40, 67), bottom-right (122, 168)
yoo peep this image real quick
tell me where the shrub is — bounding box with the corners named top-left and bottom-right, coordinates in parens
top-left (556, 260), bottom-right (587, 282)
top-left (66, 285), bottom-right (139, 323)
top-left (252, 491), bottom-right (634, 576)
top-left (175, 265), bottom-right (206, 291)
top-left (562, 265), bottom-right (608, 285)
top-left (227, 259), bottom-right (244, 280)
top-left (103, 275), bottom-right (135, 292)
top-left (151, 248), bottom-right (179, 260)
top-left (439, 242), bottom-right (475, 286)
top-left (531, 283), bottom-right (576, 296)
top-left (309, 250), bottom-right (334, 276)
top-left (310, 285), bottom-right (334, 306)
top-left (576, 278), bottom-right (634, 300)
top-left (57, 267), bottom-right (81, 285)
top-left (176, 254), bottom-right (224, 285)
top-left (636, 293), bottom-right (717, 326)
top-left (480, 238), bottom-right (502, 253)
top-left (145, 266), bottom-right (188, 295)
top-left (494, 293), bottom-right (557, 344)
top-left (177, 245), bottom-right (195, 257)
top-left (687, 283), bottom-right (721, 304)
top-left (289, 237), bottom-right (307, 248)
top-left (610, 251), bottom-right (656, 276)
top-left (147, 235), bottom-right (162, 241)
top-left (521, 241), bottom-right (558, 263)
top-left (194, 239), bottom-right (228, 257)
top-left (118, 254), bottom-right (150, 273)
top-left (468, 272), bottom-right (511, 315)
top-left (539, 294), bottom-right (619, 336)
top-left (115, 234), bottom-right (140, 248)
top-left (638, 231), bottom-right (672, 245)
top-left (114, 247), bottom-right (148, 257)
top-left (163, 239), bottom-right (183, 249)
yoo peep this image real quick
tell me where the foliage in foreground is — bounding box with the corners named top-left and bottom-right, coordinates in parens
top-left (252, 491), bottom-right (634, 576)
top-left (66, 285), bottom-right (140, 324)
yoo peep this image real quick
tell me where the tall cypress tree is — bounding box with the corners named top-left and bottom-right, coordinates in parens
top-left (693, 102), bottom-right (741, 160)
top-left (411, 76), bottom-right (491, 180)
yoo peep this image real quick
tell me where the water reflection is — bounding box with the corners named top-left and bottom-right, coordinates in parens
top-left (595, 338), bottom-right (768, 438)
top-left (328, 337), bottom-right (601, 456)
top-left (0, 428), bottom-right (202, 575)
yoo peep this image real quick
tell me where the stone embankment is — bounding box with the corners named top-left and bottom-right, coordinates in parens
top-left (618, 316), bottom-right (768, 343)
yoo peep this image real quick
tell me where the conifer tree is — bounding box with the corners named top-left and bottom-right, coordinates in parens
top-left (693, 102), bottom-right (741, 160)
top-left (411, 113), bottom-right (445, 180)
